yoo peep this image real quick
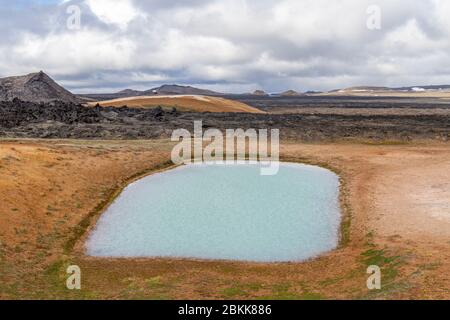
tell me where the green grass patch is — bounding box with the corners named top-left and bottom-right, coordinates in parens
top-left (221, 286), bottom-right (248, 298)
top-left (259, 283), bottom-right (325, 300)
top-left (359, 245), bottom-right (405, 298)
top-left (362, 140), bottom-right (410, 146)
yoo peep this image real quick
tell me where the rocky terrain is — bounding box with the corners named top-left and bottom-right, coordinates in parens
top-left (0, 72), bottom-right (80, 104)
top-left (0, 99), bottom-right (449, 141)
top-left (229, 95), bottom-right (450, 112)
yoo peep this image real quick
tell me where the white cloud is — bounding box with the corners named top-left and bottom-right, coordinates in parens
top-left (2, 0), bottom-right (450, 92)
top-left (85, 0), bottom-right (142, 29)
top-left (12, 30), bottom-right (136, 75)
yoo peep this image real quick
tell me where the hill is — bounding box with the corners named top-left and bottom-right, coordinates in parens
top-left (88, 95), bottom-right (265, 114)
top-left (0, 71), bottom-right (80, 103)
top-left (79, 84), bottom-right (223, 101)
top-left (116, 89), bottom-right (143, 97)
top-left (326, 85), bottom-right (450, 98)
top-left (252, 90), bottom-right (269, 96)
top-left (279, 90), bottom-right (302, 96)
top-left (145, 84), bottom-right (222, 96)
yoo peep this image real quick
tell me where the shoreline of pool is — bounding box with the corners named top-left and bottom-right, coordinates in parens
top-left (73, 158), bottom-right (349, 265)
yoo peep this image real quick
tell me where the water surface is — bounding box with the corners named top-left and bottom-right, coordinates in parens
top-left (86, 162), bottom-right (340, 262)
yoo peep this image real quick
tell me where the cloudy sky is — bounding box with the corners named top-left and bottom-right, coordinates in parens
top-left (1, 0), bottom-right (450, 93)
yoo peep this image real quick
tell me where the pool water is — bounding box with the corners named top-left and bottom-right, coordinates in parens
top-left (86, 162), bottom-right (341, 262)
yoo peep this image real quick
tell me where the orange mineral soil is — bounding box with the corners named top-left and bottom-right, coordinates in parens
top-left (0, 139), bottom-right (449, 299)
top-left (88, 95), bottom-right (265, 114)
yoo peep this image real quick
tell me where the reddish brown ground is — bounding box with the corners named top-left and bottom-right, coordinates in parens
top-left (0, 139), bottom-right (449, 299)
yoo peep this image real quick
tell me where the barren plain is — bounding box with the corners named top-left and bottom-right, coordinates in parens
top-left (0, 139), bottom-right (449, 299)
top-left (0, 95), bottom-right (449, 300)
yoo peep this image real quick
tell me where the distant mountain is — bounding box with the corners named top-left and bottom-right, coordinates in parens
top-left (393, 85), bottom-right (450, 91)
top-left (79, 84), bottom-right (224, 101)
top-left (338, 86), bottom-right (391, 92)
top-left (252, 90), bottom-right (269, 96)
top-left (305, 90), bottom-right (323, 95)
top-left (0, 71), bottom-right (80, 103)
top-left (334, 85), bottom-right (450, 94)
top-left (145, 84), bottom-right (222, 96)
top-left (279, 90), bottom-right (302, 96)
top-left (116, 89), bottom-right (143, 97)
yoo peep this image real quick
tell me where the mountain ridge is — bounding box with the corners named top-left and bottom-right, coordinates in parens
top-left (145, 84), bottom-right (222, 96)
top-left (0, 71), bottom-right (80, 103)
top-left (3, 71), bottom-right (450, 102)
top-left (336, 84), bottom-right (450, 93)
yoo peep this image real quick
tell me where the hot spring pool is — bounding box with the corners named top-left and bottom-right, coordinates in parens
top-left (86, 162), bottom-right (341, 262)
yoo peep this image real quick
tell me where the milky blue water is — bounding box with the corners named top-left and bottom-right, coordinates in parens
top-left (86, 162), bottom-right (341, 262)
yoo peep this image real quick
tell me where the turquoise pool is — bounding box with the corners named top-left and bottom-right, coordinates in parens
top-left (86, 162), bottom-right (341, 262)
